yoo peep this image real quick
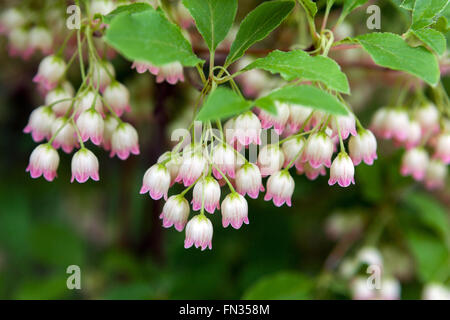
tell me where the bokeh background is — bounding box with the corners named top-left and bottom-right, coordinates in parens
top-left (0, 0), bottom-right (448, 299)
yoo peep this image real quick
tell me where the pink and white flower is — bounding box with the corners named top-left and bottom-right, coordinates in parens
top-left (211, 143), bottom-right (237, 179)
top-left (157, 151), bottom-right (182, 184)
top-left (29, 26), bottom-right (53, 55)
top-left (258, 101), bottom-right (290, 135)
top-left (8, 28), bottom-right (32, 59)
top-left (288, 105), bottom-right (313, 132)
top-left (102, 115), bottom-right (119, 151)
top-left (51, 117), bottom-right (78, 153)
top-left (264, 170), bottom-right (295, 207)
top-left (414, 103), bottom-right (439, 134)
top-left (328, 152), bottom-right (355, 187)
top-left (0, 8), bottom-right (26, 35)
top-left (422, 283), bottom-right (450, 300)
top-left (236, 57), bottom-right (269, 97)
top-left (257, 144), bottom-right (285, 177)
top-left (221, 193), bottom-right (249, 229)
top-left (402, 120), bottom-right (422, 150)
top-left (160, 195), bottom-right (190, 232)
top-left (140, 164), bottom-right (171, 200)
top-left (301, 132), bottom-right (334, 168)
top-left (26, 144), bottom-right (59, 181)
top-left (76, 90), bottom-right (104, 117)
top-left (133, 61), bottom-right (185, 85)
top-left (175, 145), bottom-right (207, 186)
top-left (282, 137), bottom-right (305, 168)
top-left (33, 55), bottom-right (66, 91)
top-left (382, 109), bottom-right (410, 141)
top-left (331, 114), bottom-right (357, 140)
top-left (90, 60), bottom-right (115, 92)
top-left (131, 61), bottom-right (158, 74)
top-left (424, 159), bottom-right (447, 190)
top-left (45, 86), bottom-right (74, 116)
top-left (184, 215), bottom-right (213, 251)
top-left (400, 148), bottom-right (429, 181)
top-left (71, 148), bottom-right (100, 183)
top-left (192, 177), bottom-right (221, 214)
top-left (348, 129), bottom-right (377, 166)
top-left (110, 123), bottom-right (140, 160)
top-left (370, 107), bottom-right (388, 136)
top-left (232, 111), bottom-right (262, 146)
top-left (303, 163), bottom-right (326, 180)
top-left (90, 0), bottom-right (117, 17)
top-left (433, 132), bottom-right (450, 164)
top-left (76, 109), bottom-right (104, 146)
top-left (103, 81), bottom-right (131, 116)
top-left (23, 106), bottom-right (55, 142)
top-left (235, 163), bottom-right (264, 199)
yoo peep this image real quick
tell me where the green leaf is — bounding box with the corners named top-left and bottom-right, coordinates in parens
top-left (196, 87), bottom-right (252, 121)
top-left (104, 9), bottom-right (202, 67)
top-left (297, 0), bottom-right (318, 18)
top-left (412, 0), bottom-right (449, 24)
top-left (243, 50), bottom-right (350, 94)
top-left (182, 0), bottom-right (237, 51)
top-left (411, 28), bottom-right (446, 55)
top-left (256, 85), bottom-right (348, 116)
top-left (243, 271), bottom-right (313, 299)
top-left (339, 0), bottom-right (368, 22)
top-left (225, 1), bottom-right (295, 66)
top-left (103, 3), bottom-right (154, 24)
top-left (354, 32), bottom-right (440, 86)
top-left (400, 0), bottom-right (415, 11)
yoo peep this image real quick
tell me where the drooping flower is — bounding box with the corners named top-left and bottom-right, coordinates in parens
top-left (235, 163), bottom-right (264, 199)
top-left (348, 129), bottom-right (377, 166)
top-left (184, 215), bottom-right (213, 251)
top-left (424, 159), bottom-right (447, 190)
top-left (133, 61), bottom-right (185, 85)
top-left (71, 148), bottom-right (100, 183)
top-left (282, 137), bottom-right (305, 168)
top-left (0, 8), bottom-right (26, 35)
top-left (400, 148), bottom-right (429, 181)
top-left (90, 60), bottom-right (115, 92)
top-left (257, 144), bottom-right (285, 177)
top-left (211, 143), bottom-right (237, 179)
top-left (157, 151), bottom-right (182, 185)
top-left (192, 177), bottom-right (221, 214)
top-left (433, 132), bottom-right (450, 164)
top-left (303, 162), bottom-right (326, 180)
top-left (103, 81), bottom-right (131, 116)
top-left (232, 111), bottom-right (262, 146)
top-left (264, 170), bottom-right (295, 207)
top-left (33, 55), bottom-right (66, 91)
top-left (23, 106), bottom-right (55, 142)
top-left (76, 109), bottom-right (104, 146)
top-left (258, 101), bottom-right (290, 135)
top-left (422, 283), bottom-right (450, 300)
top-left (160, 195), bottom-right (190, 232)
top-left (221, 193), bottom-right (249, 229)
top-left (414, 103), bottom-right (439, 134)
top-left (8, 27), bottom-right (32, 59)
top-left (381, 108), bottom-right (410, 141)
top-left (90, 0), bottom-right (117, 17)
top-left (175, 145), bottom-right (208, 187)
top-left (26, 144), bottom-right (60, 181)
top-left (29, 26), bottom-right (53, 55)
top-left (370, 107), bottom-right (388, 136)
top-left (331, 114), bottom-right (357, 140)
top-left (102, 115), bottom-right (119, 151)
top-left (302, 132), bottom-right (334, 168)
top-left (51, 117), bottom-right (78, 153)
top-left (110, 123), bottom-right (140, 160)
top-left (329, 152), bottom-right (355, 187)
top-left (45, 85), bottom-right (74, 116)
top-left (76, 90), bottom-right (104, 117)
top-left (288, 105), bottom-right (313, 132)
top-left (402, 120), bottom-right (422, 150)
top-left (140, 164), bottom-right (171, 200)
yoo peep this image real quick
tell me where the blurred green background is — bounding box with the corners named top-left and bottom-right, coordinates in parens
top-left (0, 0), bottom-right (449, 300)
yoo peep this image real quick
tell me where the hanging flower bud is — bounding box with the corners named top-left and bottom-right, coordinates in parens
top-left (33, 55), bottom-right (66, 91)
top-left (258, 101), bottom-right (290, 135)
top-left (370, 107), bottom-right (388, 137)
top-left (24, 106), bottom-right (55, 142)
top-left (76, 90), bottom-right (103, 117)
top-left (329, 152), bottom-right (355, 187)
top-left (90, 0), bottom-right (117, 16)
top-left (422, 283), bottom-right (450, 300)
top-left (264, 171), bottom-right (295, 207)
top-left (379, 278), bottom-right (401, 300)
top-left (51, 117), bottom-right (78, 153)
top-left (102, 114), bottom-right (119, 151)
top-left (288, 105), bottom-right (313, 132)
top-left (303, 163), bottom-right (326, 180)
top-left (76, 109), bottom-right (104, 146)
top-left (192, 177), bottom-right (221, 214)
top-left (235, 57), bottom-right (269, 97)
top-left (110, 123), bottom-right (140, 160)
top-left (71, 148), bottom-right (100, 183)
top-left (140, 164), bottom-right (171, 200)
top-left (402, 120), bottom-right (422, 150)
top-left (45, 85), bottom-right (74, 116)
top-left (351, 277), bottom-right (376, 300)
top-left (148, 62), bottom-right (185, 85)
top-left (157, 151), bottom-right (182, 184)
top-left (414, 103), bottom-right (439, 134)
top-left (0, 8), bottom-right (26, 34)
top-left (433, 132), bottom-right (450, 164)
top-left (282, 137), bottom-right (305, 168)
top-left (235, 163), bottom-right (264, 199)
top-left (233, 111), bottom-right (262, 146)
top-left (29, 26), bottom-right (53, 55)
top-left (103, 81), bottom-right (131, 116)
top-left (211, 143), bottom-right (237, 179)
top-left (400, 148), bottom-right (429, 181)
top-left (26, 144), bottom-right (59, 181)
top-left (160, 195), bottom-right (190, 232)
top-left (302, 132), bottom-right (334, 168)
top-left (257, 144), bottom-right (285, 177)
top-left (221, 193), bottom-right (249, 229)
top-left (424, 159), bottom-right (447, 190)
top-left (175, 145), bottom-right (207, 186)
top-left (131, 61), bottom-right (158, 74)
top-left (382, 109), bottom-right (410, 141)
top-left (8, 27), bottom-right (31, 59)
top-left (331, 114), bottom-right (357, 140)
top-left (91, 60), bottom-right (115, 92)
top-left (184, 215), bottom-right (213, 251)
top-left (348, 129), bottom-right (377, 166)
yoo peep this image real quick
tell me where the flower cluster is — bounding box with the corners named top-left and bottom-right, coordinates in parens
top-left (371, 104), bottom-right (449, 189)
top-left (141, 101), bottom-right (378, 251)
